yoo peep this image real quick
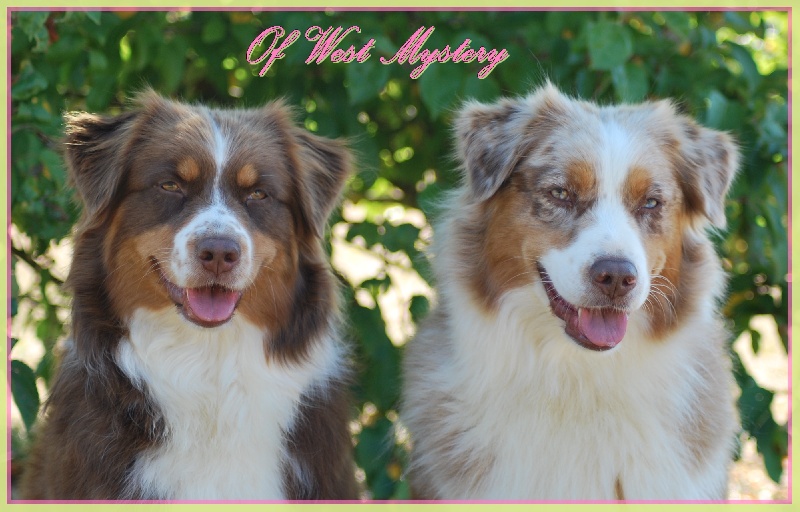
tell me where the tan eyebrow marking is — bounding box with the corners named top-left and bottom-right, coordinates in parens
top-left (237, 163), bottom-right (259, 188)
top-left (177, 158), bottom-right (200, 181)
top-left (565, 160), bottom-right (597, 196)
top-left (624, 166), bottom-right (653, 205)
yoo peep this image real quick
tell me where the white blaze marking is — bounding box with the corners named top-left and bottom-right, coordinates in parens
top-left (205, 110), bottom-right (229, 204)
top-left (538, 117), bottom-right (651, 310)
top-left (167, 111), bottom-right (255, 290)
top-left (598, 120), bottom-right (636, 200)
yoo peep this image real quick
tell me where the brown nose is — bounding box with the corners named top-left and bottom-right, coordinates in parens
top-left (589, 258), bottom-right (637, 299)
top-left (196, 237), bottom-right (241, 276)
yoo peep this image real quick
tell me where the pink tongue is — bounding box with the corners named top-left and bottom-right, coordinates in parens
top-left (186, 287), bottom-right (240, 324)
top-left (578, 308), bottom-right (628, 348)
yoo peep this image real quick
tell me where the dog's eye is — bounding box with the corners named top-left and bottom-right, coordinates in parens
top-left (247, 189), bottom-right (268, 201)
top-left (643, 198), bottom-right (660, 209)
top-left (550, 188), bottom-right (570, 201)
top-left (160, 181), bottom-right (181, 193)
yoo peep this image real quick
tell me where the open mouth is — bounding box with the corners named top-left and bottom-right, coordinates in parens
top-left (537, 265), bottom-right (628, 351)
top-left (155, 260), bottom-right (243, 328)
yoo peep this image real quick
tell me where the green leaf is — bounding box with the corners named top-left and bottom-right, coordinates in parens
top-left (418, 62), bottom-right (462, 119)
top-left (346, 222), bottom-right (381, 247)
top-left (461, 74), bottom-right (500, 102)
top-left (85, 11), bottom-right (102, 25)
top-left (12, 65), bottom-right (48, 100)
top-left (355, 416), bottom-right (397, 498)
top-left (723, 11), bottom-right (757, 34)
top-left (11, 273), bottom-right (20, 319)
top-left (158, 38), bottom-right (188, 94)
top-left (417, 181), bottom-right (446, 219)
top-left (737, 374), bottom-right (773, 434)
top-left (758, 101), bottom-right (788, 150)
top-left (749, 328), bottom-right (761, 353)
top-left (353, 167), bottom-right (379, 195)
top-left (351, 303), bottom-right (399, 411)
top-left (360, 276), bottom-right (392, 298)
top-left (391, 479), bottom-right (411, 500)
top-left (35, 316), bottom-right (61, 347)
top-left (410, 252), bottom-right (435, 286)
top-left (45, 33), bottom-right (84, 62)
top-left (661, 12), bottom-right (692, 40)
top-left (131, 23), bottom-right (159, 71)
top-left (89, 50), bottom-right (109, 70)
top-left (381, 223), bottom-right (420, 253)
top-left (611, 62), bottom-right (648, 102)
top-left (15, 11), bottom-right (50, 52)
top-left (409, 295), bottom-right (430, 325)
top-left (587, 21), bottom-right (633, 71)
top-left (704, 89), bottom-right (729, 129)
top-left (40, 148), bottom-right (66, 187)
top-left (11, 360), bottom-right (41, 432)
top-left (202, 18), bottom-right (226, 44)
top-left (355, 417), bottom-right (392, 470)
top-left (369, 464), bottom-right (398, 499)
top-left (346, 58), bottom-right (391, 106)
top-left (14, 102), bottom-right (54, 126)
top-left (753, 416), bottom-right (786, 482)
top-left (86, 74), bottom-right (116, 111)
top-left (36, 349), bottom-right (56, 385)
top-left (729, 43), bottom-right (762, 92)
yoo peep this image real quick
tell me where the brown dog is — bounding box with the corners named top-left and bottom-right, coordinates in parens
top-left (23, 92), bottom-right (357, 500)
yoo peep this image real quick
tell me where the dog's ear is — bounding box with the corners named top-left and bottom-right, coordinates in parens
top-left (454, 97), bottom-right (525, 201)
top-left (672, 116), bottom-right (740, 229)
top-left (454, 85), bottom-right (568, 202)
top-left (63, 109), bottom-right (137, 219)
top-left (292, 129), bottom-right (352, 237)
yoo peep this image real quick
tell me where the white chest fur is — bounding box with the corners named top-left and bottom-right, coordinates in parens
top-left (437, 286), bottom-right (730, 500)
top-left (115, 308), bottom-right (341, 500)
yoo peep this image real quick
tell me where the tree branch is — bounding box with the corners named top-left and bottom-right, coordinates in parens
top-left (11, 245), bottom-right (65, 286)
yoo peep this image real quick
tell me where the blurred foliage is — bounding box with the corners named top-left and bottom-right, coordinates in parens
top-left (10, 10), bottom-right (788, 497)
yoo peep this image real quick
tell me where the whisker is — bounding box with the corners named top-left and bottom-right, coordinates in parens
top-left (497, 270), bottom-right (537, 290)
top-left (648, 289), bottom-right (677, 319)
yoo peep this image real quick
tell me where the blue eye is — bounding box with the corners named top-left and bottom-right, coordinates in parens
top-left (643, 198), bottom-right (659, 209)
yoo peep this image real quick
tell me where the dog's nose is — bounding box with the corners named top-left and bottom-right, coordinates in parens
top-left (196, 237), bottom-right (241, 276)
top-left (589, 258), bottom-right (637, 299)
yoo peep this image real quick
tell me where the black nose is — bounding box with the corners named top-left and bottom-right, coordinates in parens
top-left (589, 258), bottom-right (637, 299)
top-left (196, 237), bottom-right (241, 276)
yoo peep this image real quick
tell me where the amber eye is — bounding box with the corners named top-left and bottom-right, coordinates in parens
top-left (160, 181), bottom-right (181, 192)
top-left (643, 198), bottom-right (660, 209)
top-left (247, 189), bottom-right (267, 201)
top-left (550, 188), bottom-right (570, 201)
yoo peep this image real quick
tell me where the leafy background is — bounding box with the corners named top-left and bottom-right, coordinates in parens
top-left (9, 10), bottom-right (789, 499)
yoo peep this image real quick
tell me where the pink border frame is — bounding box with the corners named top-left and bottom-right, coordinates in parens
top-left (5, 5), bottom-right (793, 506)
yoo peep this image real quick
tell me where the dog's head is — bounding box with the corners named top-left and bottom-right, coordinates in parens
top-left (65, 91), bottom-right (350, 330)
top-left (454, 84), bottom-right (738, 351)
